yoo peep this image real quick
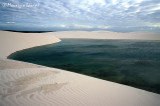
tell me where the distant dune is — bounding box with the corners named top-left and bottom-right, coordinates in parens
top-left (0, 30), bottom-right (160, 106)
top-left (3, 30), bottom-right (55, 33)
top-left (49, 31), bottom-right (160, 40)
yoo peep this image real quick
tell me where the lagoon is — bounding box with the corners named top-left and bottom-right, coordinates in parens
top-left (9, 39), bottom-right (160, 94)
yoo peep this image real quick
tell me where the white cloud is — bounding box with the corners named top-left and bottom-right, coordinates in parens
top-left (6, 22), bottom-right (15, 24)
top-left (39, 24), bottom-right (67, 28)
top-left (73, 24), bottom-right (93, 29)
top-left (148, 24), bottom-right (160, 28)
top-left (121, 2), bottom-right (131, 9)
top-left (111, 0), bottom-right (118, 5)
top-left (134, 0), bottom-right (144, 4)
top-left (85, 0), bottom-right (106, 5)
top-left (70, 0), bottom-right (106, 6)
top-left (97, 26), bottom-right (110, 29)
top-left (59, 25), bottom-right (67, 28)
top-left (50, 24), bottom-right (68, 28)
top-left (150, 5), bottom-right (160, 11)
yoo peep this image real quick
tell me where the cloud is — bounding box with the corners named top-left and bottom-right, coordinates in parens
top-left (57, 25), bottom-right (67, 28)
top-left (97, 26), bottom-right (110, 29)
top-left (147, 24), bottom-right (160, 28)
top-left (111, 0), bottom-right (118, 5)
top-left (53, 25), bottom-right (67, 28)
top-left (73, 24), bottom-right (93, 29)
top-left (0, 0), bottom-right (160, 32)
top-left (39, 24), bottom-right (68, 28)
top-left (6, 22), bottom-right (15, 24)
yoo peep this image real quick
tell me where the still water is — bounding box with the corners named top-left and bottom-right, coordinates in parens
top-left (9, 39), bottom-right (160, 94)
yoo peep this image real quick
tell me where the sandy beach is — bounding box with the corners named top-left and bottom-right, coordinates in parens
top-left (0, 30), bottom-right (160, 106)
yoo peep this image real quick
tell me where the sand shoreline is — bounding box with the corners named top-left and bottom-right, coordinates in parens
top-left (49, 31), bottom-right (160, 40)
top-left (60, 37), bottom-right (160, 41)
top-left (0, 30), bottom-right (160, 106)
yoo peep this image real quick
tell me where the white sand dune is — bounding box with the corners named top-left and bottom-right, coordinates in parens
top-left (49, 31), bottom-right (160, 40)
top-left (0, 30), bottom-right (160, 106)
top-left (0, 31), bottom-right (60, 58)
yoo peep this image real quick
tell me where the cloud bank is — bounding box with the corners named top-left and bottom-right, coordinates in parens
top-left (0, 0), bottom-right (160, 32)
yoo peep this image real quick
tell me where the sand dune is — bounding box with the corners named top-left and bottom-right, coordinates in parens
top-left (49, 31), bottom-right (160, 40)
top-left (0, 31), bottom-right (160, 106)
top-left (0, 31), bottom-right (60, 58)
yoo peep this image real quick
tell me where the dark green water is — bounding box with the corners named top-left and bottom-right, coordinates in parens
top-left (9, 39), bottom-right (160, 94)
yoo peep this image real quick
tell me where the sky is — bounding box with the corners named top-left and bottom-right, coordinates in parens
top-left (0, 0), bottom-right (160, 32)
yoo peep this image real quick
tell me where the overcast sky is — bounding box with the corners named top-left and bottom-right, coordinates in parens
top-left (0, 0), bottom-right (160, 32)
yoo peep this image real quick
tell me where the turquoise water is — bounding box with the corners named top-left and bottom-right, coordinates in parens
top-left (9, 39), bottom-right (160, 94)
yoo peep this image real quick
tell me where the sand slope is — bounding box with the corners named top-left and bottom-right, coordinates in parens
top-left (0, 31), bottom-right (160, 106)
top-left (0, 31), bottom-right (60, 58)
